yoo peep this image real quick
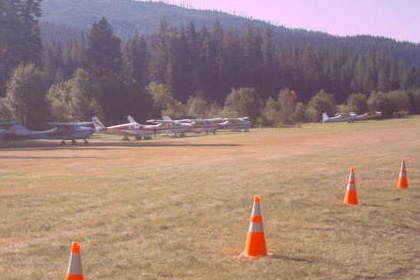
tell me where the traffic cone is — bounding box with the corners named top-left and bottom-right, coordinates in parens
top-left (239, 195), bottom-right (271, 258)
top-left (343, 167), bottom-right (358, 205)
top-left (397, 159), bottom-right (408, 189)
top-left (65, 242), bottom-right (84, 280)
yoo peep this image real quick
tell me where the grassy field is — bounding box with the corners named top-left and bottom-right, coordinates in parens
top-left (1, 117), bottom-right (420, 279)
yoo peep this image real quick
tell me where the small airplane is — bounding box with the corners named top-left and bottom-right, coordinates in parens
top-left (188, 118), bottom-right (219, 134)
top-left (0, 120), bottom-right (94, 145)
top-left (322, 112), bottom-right (357, 123)
top-left (146, 116), bottom-right (192, 137)
top-left (126, 115), bottom-right (160, 139)
top-left (218, 117), bottom-right (252, 131)
top-left (322, 111), bottom-right (382, 123)
top-left (92, 116), bottom-right (158, 140)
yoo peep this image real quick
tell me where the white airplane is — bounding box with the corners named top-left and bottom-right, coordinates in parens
top-left (0, 120), bottom-right (94, 145)
top-left (188, 118), bottom-right (219, 134)
top-left (322, 112), bottom-right (357, 123)
top-left (218, 117), bottom-right (252, 131)
top-left (126, 115), bottom-right (160, 139)
top-left (322, 111), bottom-right (382, 123)
top-left (92, 116), bottom-right (158, 140)
top-left (146, 116), bottom-right (192, 137)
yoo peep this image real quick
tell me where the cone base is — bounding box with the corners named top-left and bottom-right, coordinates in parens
top-left (343, 189), bottom-right (358, 205)
top-left (239, 252), bottom-right (274, 259)
top-left (397, 177), bottom-right (408, 189)
top-left (65, 275), bottom-right (84, 280)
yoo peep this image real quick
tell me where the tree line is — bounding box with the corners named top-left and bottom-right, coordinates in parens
top-left (1, 0), bottom-right (420, 126)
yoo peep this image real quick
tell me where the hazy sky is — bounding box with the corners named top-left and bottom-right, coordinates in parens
top-left (142, 0), bottom-right (420, 43)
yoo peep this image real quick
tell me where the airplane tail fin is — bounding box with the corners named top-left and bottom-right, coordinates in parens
top-left (92, 117), bottom-right (107, 132)
top-left (322, 112), bottom-right (329, 122)
top-left (127, 115), bottom-right (137, 123)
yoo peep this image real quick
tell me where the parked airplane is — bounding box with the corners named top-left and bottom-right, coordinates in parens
top-left (0, 120), bottom-right (94, 145)
top-left (146, 116), bottom-right (192, 137)
top-left (92, 117), bottom-right (158, 140)
top-left (322, 112), bottom-right (357, 123)
top-left (218, 117), bottom-right (252, 131)
top-left (126, 115), bottom-right (160, 139)
top-left (189, 118), bottom-right (219, 134)
top-left (322, 111), bottom-right (382, 123)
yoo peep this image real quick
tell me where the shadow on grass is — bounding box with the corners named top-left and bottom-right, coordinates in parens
top-left (269, 254), bottom-right (315, 263)
top-left (0, 140), bottom-right (241, 151)
top-left (0, 156), bottom-right (94, 159)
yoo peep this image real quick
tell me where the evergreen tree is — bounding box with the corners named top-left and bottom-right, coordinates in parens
top-left (0, 0), bottom-right (43, 96)
top-left (85, 17), bottom-right (122, 79)
top-left (85, 17), bottom-right (123, 122)
top-left (122, 31), bottom-right (148, 87)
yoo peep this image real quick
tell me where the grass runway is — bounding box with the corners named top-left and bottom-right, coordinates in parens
top-left (1, 117), bottom-right (420, 279)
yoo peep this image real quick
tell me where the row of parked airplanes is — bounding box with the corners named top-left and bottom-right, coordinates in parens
top-left (322, 111), bottom-right (382, 123)
top-left (0, 111), bottom-right (382, 145)
top-left (0, 116), bottom-right (252, 145)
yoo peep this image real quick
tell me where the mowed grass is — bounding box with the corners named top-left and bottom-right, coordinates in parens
top-left (1, 118), bottom-right (420, 279)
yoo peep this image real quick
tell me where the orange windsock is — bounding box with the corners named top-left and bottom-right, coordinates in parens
top-left (290, 90), bottom-right (297, 100)
top-left (343, 167), bottom-right (358, 205)
top-left (239, 195), bottom-right (269, 258)
top-left (397, 159), bottom-right (408, 189)
top-left (65, 242), bottom-right (84, 280)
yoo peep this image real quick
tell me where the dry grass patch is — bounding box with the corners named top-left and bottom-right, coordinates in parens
top-left (1, 117), bottom-right (420, 279)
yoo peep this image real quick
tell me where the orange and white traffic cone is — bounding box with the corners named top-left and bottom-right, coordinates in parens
top-left (343, 167), bottom-right (358, 205)
top-left (65, 241), bottom-right (84, 280)
top-left (397, 159), bottom-right (408, 189)
top-left (239, 195), bottom-right (272, 258)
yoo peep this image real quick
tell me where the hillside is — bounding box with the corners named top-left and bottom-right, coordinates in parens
top-left (40, 0), bottom-right (420, 68)
top-left (40, 0), bottom-right (270, 39)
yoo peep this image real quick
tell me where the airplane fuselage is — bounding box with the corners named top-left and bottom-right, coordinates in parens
top-left (218, 121), bottom-right (252, 131)
top-left (21, 127), bottom-right (94, 140)
top-left (190, 123), bottom-right (218, 133)
top-left (107, 124), bottom-right (157, 137)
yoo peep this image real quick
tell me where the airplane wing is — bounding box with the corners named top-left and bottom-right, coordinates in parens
top-left (48, 122), bottom-right (94, 132)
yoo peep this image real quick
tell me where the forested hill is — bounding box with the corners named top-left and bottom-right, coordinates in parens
top-left (41, 0), bottom-right (420, 67)
top-left (40, 0), bottom-right (268, 39)
top-left (2, 0), bottom-right (420, 126)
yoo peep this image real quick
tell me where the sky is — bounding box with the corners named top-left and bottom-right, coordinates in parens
top-left (143, 0), bottom-right (420, 44)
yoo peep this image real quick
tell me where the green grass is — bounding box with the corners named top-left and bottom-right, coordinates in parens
top-left (1, 117), bottom-right (420, 279)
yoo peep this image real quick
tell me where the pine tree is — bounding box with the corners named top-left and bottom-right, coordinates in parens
top-left (85, 17), bottom-right (122, 79)
top-left (0, 0), bottom-right (43, 96)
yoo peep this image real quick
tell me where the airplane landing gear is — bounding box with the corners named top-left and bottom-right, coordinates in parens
top-left (71, 139), bottom-right (77, 145)
top-left (60, 140), bottom-right (66, 146)
top-left (84, 139), bottom-right (90, 145)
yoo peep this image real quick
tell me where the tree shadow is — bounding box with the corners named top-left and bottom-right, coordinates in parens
top-left (0, 140), bottom-right (241, 151)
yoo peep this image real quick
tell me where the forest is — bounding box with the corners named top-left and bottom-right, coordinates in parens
top-left (1, 0), bottom-right (420, 126)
